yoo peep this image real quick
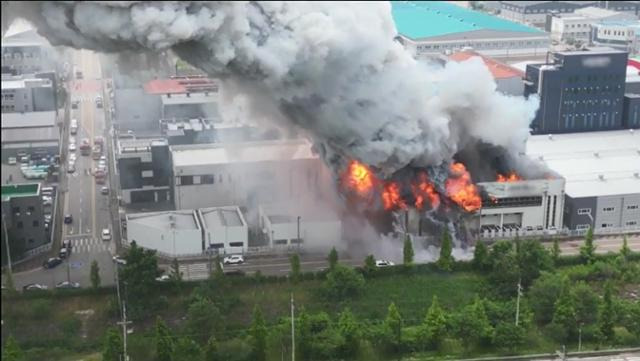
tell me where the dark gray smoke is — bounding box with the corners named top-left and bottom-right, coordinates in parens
top-left (2, 1), bottom-right (539, 180)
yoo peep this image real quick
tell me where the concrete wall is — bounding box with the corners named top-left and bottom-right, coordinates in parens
top-left (594, 193), bottom-right (640, 229)
top-left (127, 219), bottom-right (202, 255)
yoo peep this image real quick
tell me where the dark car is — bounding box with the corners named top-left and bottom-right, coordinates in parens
top-left (64, 214), bottom-right (73, 224)
top-left (43, 257), bottom-right (63, 269)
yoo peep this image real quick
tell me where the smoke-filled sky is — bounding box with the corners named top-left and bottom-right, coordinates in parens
top-left (2, 1), bottom-right (539, 179)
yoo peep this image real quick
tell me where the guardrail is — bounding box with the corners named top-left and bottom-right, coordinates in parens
top-left (478, 226), bottom-right (640, 240)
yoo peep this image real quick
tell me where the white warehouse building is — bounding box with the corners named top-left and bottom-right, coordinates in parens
top-left (126, 210), bottom-right (203, 257)
top-left (199, 206), bottom-right (248, 254)
top-left (171, 139), bottom-right (332, 211)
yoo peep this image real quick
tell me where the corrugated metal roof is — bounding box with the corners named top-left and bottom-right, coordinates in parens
top-left (449, 51), bottom-right (525, 79)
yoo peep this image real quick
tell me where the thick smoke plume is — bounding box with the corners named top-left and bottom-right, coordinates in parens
top-left (2, 1), bottom-right (538, 181)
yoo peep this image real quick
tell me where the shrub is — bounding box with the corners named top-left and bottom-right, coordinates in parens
top-left (322, 264), bottom-right (365, 300)
top-left (29, 299), bottom-right (53, 319)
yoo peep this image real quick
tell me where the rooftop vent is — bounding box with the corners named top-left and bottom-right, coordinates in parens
top-left (634, 172), bottom-right (639, 178)
top-left (186, 92), bottom-right (190, 97)
top-left (594, 152), bottom-right (599, 157)
top-left (167, 93), bottom-right (171, 98)
top-left (548, 134), bottom-right (553, 140)
top-left (630, 129), bottom-right (635, 134)
top-left (598, 174), bottom-right (605, 181)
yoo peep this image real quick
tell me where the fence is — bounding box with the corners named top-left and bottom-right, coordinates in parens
top-left (478, 225), bottom-right (640, 240)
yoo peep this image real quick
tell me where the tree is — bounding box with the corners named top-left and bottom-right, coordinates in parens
top-left (102, 327), bottom-right (122, 361)
top-left (551, 239), bottom-right (561, 266)
top-left (472, 241), bottom-right (490, 272)
top-left (420, 295), bottom-right (448, 350)
top-left (3, 268), bottom-right (15, 294)
top-left (516, 239), bottom-right (552, 288)
top-left (529, 272), bottom-right (568, 325)
top-left (290, 253), bottom-right (301, 284)
top-left (172, 337), bottom-right (201, 361)
top-left (572, 282), bottom-right (599, 326)
top-left (337, 307), bottom-right (360, 358)
top-left (297, 307), bottom-right (312, 360)
top-left (249, 305), bottom-right (267, 361)
top-left (90, 260), bottom-right (101, 289)
top-left (203, 336), bottom-right (219, 361)
top-left (185, 295), bottom-right (222, 344)
top-left (323, 264), bottom-right (365, 300)
top-left (384, 302), bottom-right (403, 351)
top-left (403, 234), bottom-right (414, 266)
top-left (437, 229), bottom-right (454, 271)
top-left (121, 241), bottom-right (160, 317)
top-left (579, 227), bottom-right (596, 264)
top-left (488, 241), bottom-right (520, 297)
top-left (599, 282), bottom-right (615, 342)
top-left (619, 236), bottom-right (631, 261)
top-left (156, 317), bottom-right (174, 361)
top-left (2, 335), bottom-right (23, 361)
top-left (452, 297), bottom-right (493, 350)
top-left (363, 254), bottom-right (376, 274)
top-left (620, 301), bottom-right (640, 338)
top-left (170, 257), bottom-right (183, 283)
top-left (493, 322), bottom-right (525, 353)
top-left (328, 247), bottom-right (338, 271)
top-left (551, 289), bottom-right (577, 341)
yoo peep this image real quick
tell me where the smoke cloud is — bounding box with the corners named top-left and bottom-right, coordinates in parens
top-left (2, 1), bottom-right (538, 182)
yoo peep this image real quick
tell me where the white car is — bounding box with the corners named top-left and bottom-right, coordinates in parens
top-left (8, 157), bottom-right (17, 165)
top-left (98, 160), bottom-right (107, 169)
top-left (69, 143), bottom-right (77, 152)
top-left (113, 256), bottom-right (126, 265)
top-left (23, 283), bottom-right (48, 291)
top-left (99, 155), bottom-right (107, 162)
top-left (375, 260), bottom-right (395, 268)
top-left (223, 255), bottom-right (245, 265)
top-left (155, 275), bottom-right (171, 282)
top-left (101, 228), bottom-right (111, 241)
top-left (56, 281), bottom-right (80, 289)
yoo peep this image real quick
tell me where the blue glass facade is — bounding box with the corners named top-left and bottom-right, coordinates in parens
top-left (525, 49), bottom-right (630, 134)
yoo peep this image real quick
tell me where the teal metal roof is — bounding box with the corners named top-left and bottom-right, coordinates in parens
top-left (392, 1), bottom-right (542, 40)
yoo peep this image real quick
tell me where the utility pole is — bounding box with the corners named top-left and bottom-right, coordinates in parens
top-left (2, 213), bottom-right (13, 275)
top-left (578, 323), bottom-right (583, 351)
top-left (117, 300), bottom-right (132, 361)
top-left (515, 278), bottom-right (522, 326)
top-left (291, 293), bottom-right (295, 361)
top-left (66, 257), bottom-right (71, 284)
top-left (296, 216), bottom-right (301, 249)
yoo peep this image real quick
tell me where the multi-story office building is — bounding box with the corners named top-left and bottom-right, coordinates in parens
top-left (1, 183), bottom-right (47, 265)
top-left (525, 47), bottom-right (632, 134)
top-left (1, 75), bottom-right (55, 113)
top-left (592, 20), bottom-right (640, 54)
top-left (116, 138), bottom-right (172, 205)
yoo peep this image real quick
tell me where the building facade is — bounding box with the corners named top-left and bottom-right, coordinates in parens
top-left (1, 183), bottom-right (47, 265)
top-left (525, 48), bottom-right (631, 134)
top-left (125, 210), bottom-right (204, 257)
top-left (1, 111), bottom-right (59, 162)
top-left (1, 75), bottom-right (55, 113)
top-left (500, 1), bottom-right (639, 28)
top-left (116, 138), bottom-right (172, 205)
top-left (623, 93), bottom-right (640, 127)
top-left (1, 29), bottom-right (61, 75)
top-left (199, 206), bottom-right (248, 254)
top-left (592, 21), bottom-right (640, 54)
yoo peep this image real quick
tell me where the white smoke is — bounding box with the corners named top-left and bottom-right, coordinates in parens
top-left (2, 1), bottom-right (538, 180)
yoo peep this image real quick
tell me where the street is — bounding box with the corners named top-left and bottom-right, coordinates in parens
top-left (545, 234), bottom-right (640, 256)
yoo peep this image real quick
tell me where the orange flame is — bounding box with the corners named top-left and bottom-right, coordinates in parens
top-left (446, 162), bottom-right (481, 212)
top-left (382, 182), bottom-right (407, 210)
top-left (343, 160), bottom-right (375, 195)
top-left (412, 172), bottom-right (440, 210)
top-left (496, 172), bottom-right (523, 182)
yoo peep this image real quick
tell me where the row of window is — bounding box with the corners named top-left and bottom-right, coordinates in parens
top-left (576, 220), bottom-right (638, 229)
top-left (578, 205), bottom-right (639, 214)
top-left (417, 39), bottom-right (546, 51)
top-left (566, 74), bottom-right (624, 83)
top-left (1, 52), bottom-right (41, 59)
top-left (209, 242), bottom-right (245, 249)
top-left (15, 220), bottom-right (40, 229)
top-left (562, 112), bottom-right (619, 130)
top-left (602, 29), bottom-right (634, 37)
top-left (1, 105), bottom-right (17, 112)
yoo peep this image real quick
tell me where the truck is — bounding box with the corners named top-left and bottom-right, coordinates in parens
top-left (94, 169), bottom-right (106, 184)
top-left (80, 138), bottom-right (91, 156)
top-left (92, 144), bottom-right (102, 160)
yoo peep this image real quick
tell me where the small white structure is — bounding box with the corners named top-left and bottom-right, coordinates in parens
top-left (126, 210), bottom-right (203, 257)
top-left (259, 203), bottom-right (342, 249)
top-left (198, 206), bottom-right (248, 254)
top-left (550, 7), bottom-right (636, 44)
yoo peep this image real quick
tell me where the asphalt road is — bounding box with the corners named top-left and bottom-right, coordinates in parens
top-left (544, 234), bottom-right (640, 256)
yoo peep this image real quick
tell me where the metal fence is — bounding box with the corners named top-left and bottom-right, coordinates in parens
top-left (478, 225), bottom-right (640, 240)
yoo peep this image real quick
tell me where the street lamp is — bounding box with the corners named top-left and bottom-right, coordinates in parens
top-left (296, 216), bottom-right (301, 248)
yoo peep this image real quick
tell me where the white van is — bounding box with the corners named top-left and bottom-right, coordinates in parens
top-left (70, 119), bottom-right (78, 135)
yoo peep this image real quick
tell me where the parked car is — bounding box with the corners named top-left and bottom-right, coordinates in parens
top-left (223, 255), bottom-right (245, 265)
top-left (44, 214), bottom-right (52, 222)
top-left (43, 257), bottom-right (63, 269)
top-left (113, 256), bottom-right (127, 265)
top-left (67, 163), bottom-right (76, 173)
top-left (8, 157), bottom-right (17, 165)
top-left (99, 155), bottom-right (107, 162)
top-left (64, 214), bottom-right (73, 224)
top-left (101, 228), bottom-right (111, 241)
top-left (23, 283), bottom-right (48, 291)
top-left (69, 143), bottom-right (77, 152)
top-left (62, 239), bottom-right (73, 250)
top-left (59, 247), bottom-right (69, 259)
top-left (101, 186), bottom-right (109, 195)
top-left (155, 275), bottom-right (171, 282)
top-left (375, 260), bottom-right (395, 268)
top-left (42, 196), bottom-right (53, 206)
top-left (56, 281), bottom-right (80, 289)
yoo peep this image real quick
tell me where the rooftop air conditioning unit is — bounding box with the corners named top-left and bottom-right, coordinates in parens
top-left (598, 174), bottom-right (605, 181)
top-left (548, 134), bottom-right (553, 140)
top-left (594, 152), bottom-right (599, 157)
top-left (634, 172), bottom-right (639, 178)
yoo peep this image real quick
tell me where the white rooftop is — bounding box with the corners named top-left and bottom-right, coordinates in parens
top-left (1, 111), bottom-right (57, 128)
top-left (525, 130), bottom-right (640, 198)
top-left (574, 6), bottom-right (627, 19)
top-left (126, 210), bottom-right (199, 231)
top-left (171, 140), bottom-right (317, 168)
top-left (199, 206), bottom-right (246, 228)
top-left (161, 93), bottom-right (217, 106)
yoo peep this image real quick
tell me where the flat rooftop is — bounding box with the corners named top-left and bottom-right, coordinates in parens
top-left (171, 140), bottom-right (317, 168)
top-left (199, 206), bottom-right (245, 228)
top-left (1, 183), bottom-right (40, 201)
top-left (525, 130), bottom-right (640, 198)
top-left (555, 46), bottom-right (627, 56)
top-left (392, 1), bottom-right (541, 40)
top-left (1, 111), bottom-right (57, 129)
top-left (145, 76), bottom-right (219, 95)
top-left (161, 93), bottom-right (217, 106)
top-left (126, 210), bottom-right (199, 231)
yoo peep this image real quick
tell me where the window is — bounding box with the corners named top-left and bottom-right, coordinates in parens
top-left (602, 207), bottom-right (614, 212)
top-left (627, 205), bottom-right (639, 210)
top-left (33, 220), bottom-right (39, 227)
top-left (577, 208), bottom-right (591, 215)
top-left (626, 221), bottom-right (637, 226)
top-left (28, 206), bottom-right (35, 213)
top-left (219, 174), bottom-right (223, 184)
top-left (576, 224), bottom-right (590, 230)
top-left (17, 221), bottom-right (23, 229)
top-left (180, 176), bottom-right (194, 186)
top-left (229, 242), bottom-right (244, 247)
top-left (13, 207), bottom-right (20, 214)
top-left (274, 239), bottom-right (287, 245)
top-left (201, 175), bottom-right (215, 184)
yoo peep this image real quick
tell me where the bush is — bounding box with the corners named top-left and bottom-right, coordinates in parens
top-left (29, 299), bottom-right (53, 319)
top-left (323, 264), bottom-right (365, 300)
top-left (60, 316), bottom-right (82, 338)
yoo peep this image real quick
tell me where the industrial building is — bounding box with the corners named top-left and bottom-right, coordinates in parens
top-left (126, 210), bottom-right (203, 257)
top-left (592, 20), bottom-right (640, 54)
top-left (499, 1), bottom-right (639, 28)
top-left (526, 129), bottom-right (640, 233)
top-left (1, 74), bottom-right (55, 113)
top-left (258, 203), bottom-right (342, 249)
top-left (525, 47), bottom-right (633, 134)
top-left (1, 29), bottom-right (60, 75)
top-left (1, 183), bottom-right (47, 265)
top-left (624, 93), bottom-right (640, 128)
top-left (199, 206), bottom-right (248, 253)
top-left (392, 1), bottom-right (550, 58)
top-left (145, 76), bottom-right (220, 120)
top-left (112, 88), bottom-right (161, 133)
top-left (448, 50), bottom-right (525, 95)
top-left (116, 138), bottom-right (171, 205)
top-left (549, 7), bottom-right (637, 44)
top-left (170, 139), bottom-right (332, 210)
top-left (474, 178), bottom-right (566, 239)
top-left (1, 110), bottom-right (60, 162)
top-left (160, 117), bottom-right (280, 146)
